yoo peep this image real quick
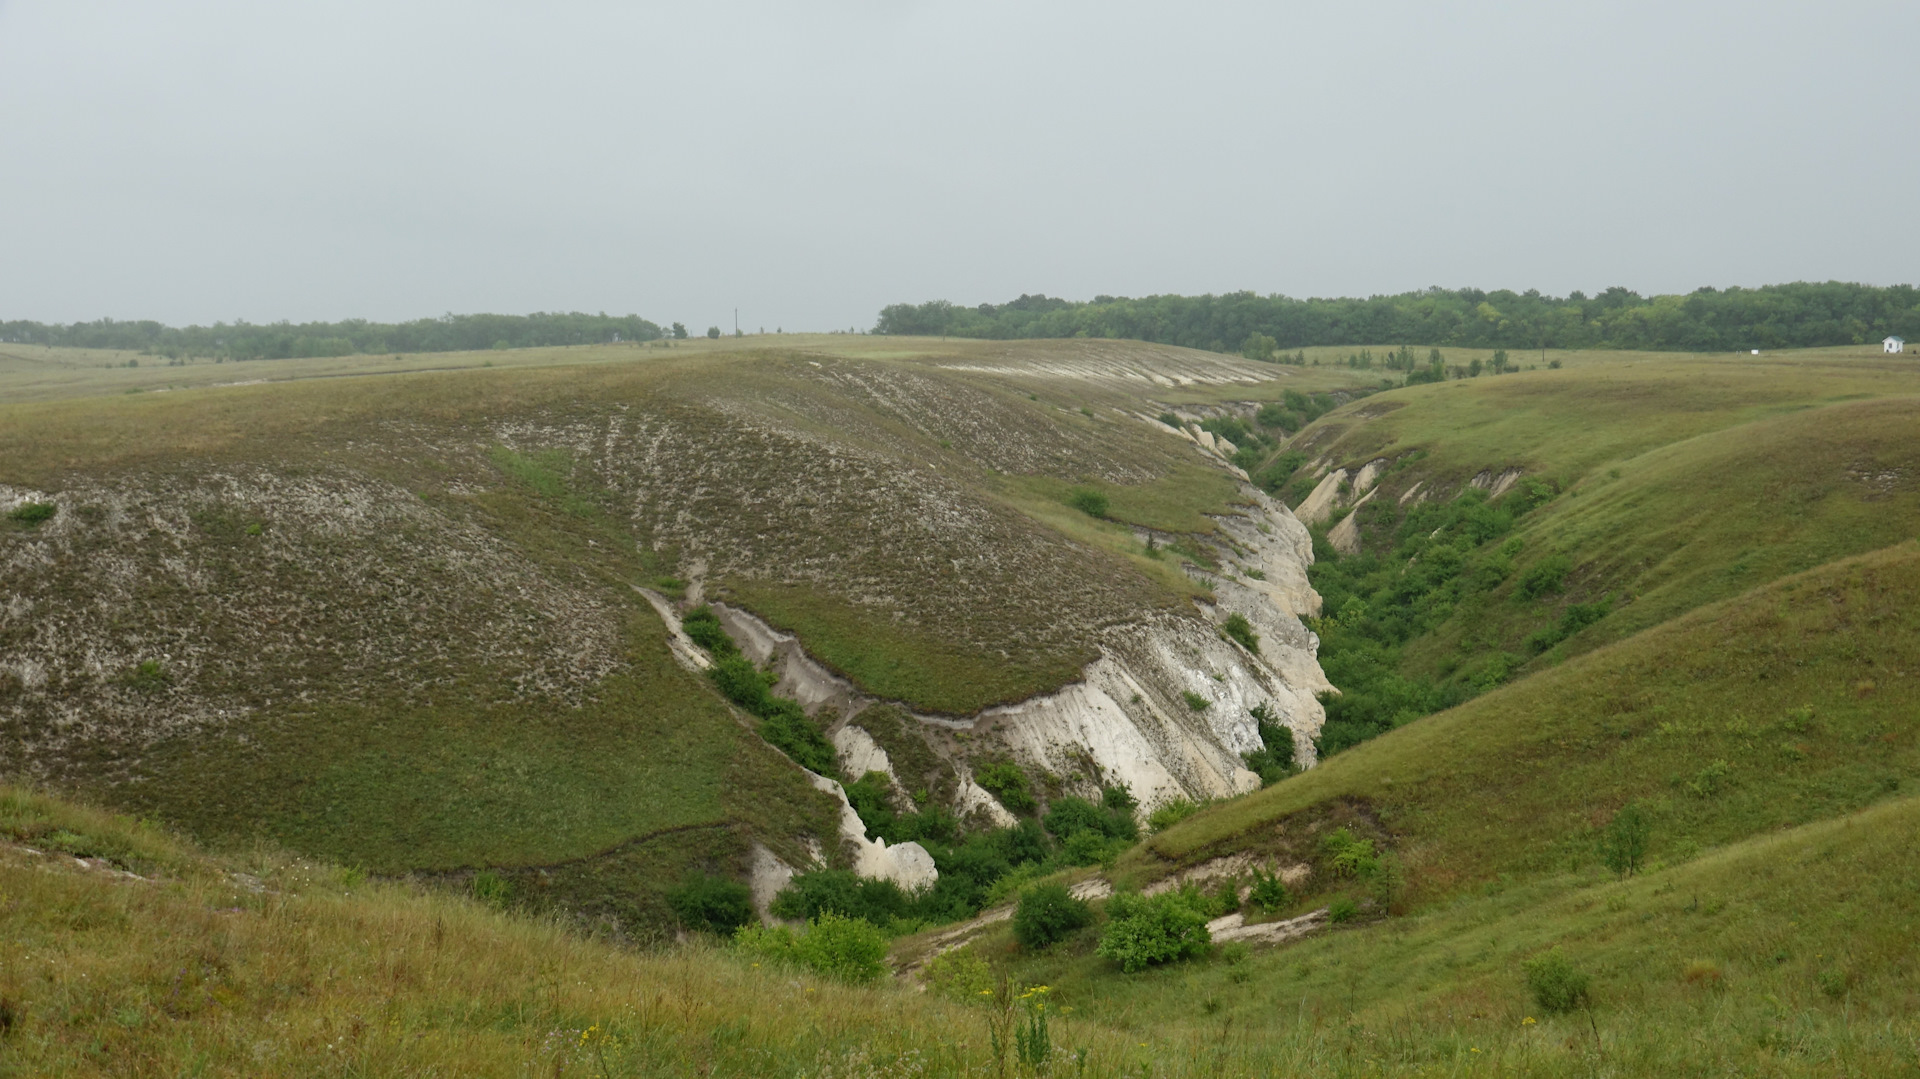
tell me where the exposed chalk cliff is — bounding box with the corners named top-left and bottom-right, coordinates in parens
top-left (674, 482), bottom-right (1329, 836)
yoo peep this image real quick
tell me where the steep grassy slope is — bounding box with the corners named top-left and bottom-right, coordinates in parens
top-left (7, 783), bottom-right (1918, 1076)
top-left (1264, 347), bottom-right (1920, 745)
top-left (995, 794), bottom-right (1920, 1076)
top-left (1134, 542), bottom-right (1920, 898)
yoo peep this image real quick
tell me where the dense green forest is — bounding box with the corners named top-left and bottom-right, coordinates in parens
top-left (875, 282), bottom-right (1920, 353)
top-left (0, 311), bottom-right (663, 360)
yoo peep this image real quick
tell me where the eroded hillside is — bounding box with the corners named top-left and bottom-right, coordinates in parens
top-left (0, 336), bottom-right (1351, 928)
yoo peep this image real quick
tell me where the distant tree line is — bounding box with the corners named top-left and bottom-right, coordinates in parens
top-left (0, 311), bottom-right (664, 360)
top-left (874, 282), bottom-right (1920, 353)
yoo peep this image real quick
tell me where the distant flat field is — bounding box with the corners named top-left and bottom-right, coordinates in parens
top-left (0, 333), bottom-right (1390, 406)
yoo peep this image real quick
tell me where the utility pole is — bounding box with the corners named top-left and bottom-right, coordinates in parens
top-left (734, 308), bottom-right (739, 335)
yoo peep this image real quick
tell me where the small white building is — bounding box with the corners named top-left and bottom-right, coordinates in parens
top-left (1886, 336), bottom-right (1906, 354)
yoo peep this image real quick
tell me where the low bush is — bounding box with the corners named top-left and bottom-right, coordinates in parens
top-left (1012, 883), bottom-right (1093, 950)
top-left (1517, 555), bottom-right (1573, 600)
top-left (734, 912), bottom-right (890, 984)
top-left (471, 870), bottom-right (512, 910)
top-left (7, 502), bottom-right (56, 526)
top-left (1146, 799), bottom-right (1198, 834)
top-left (1043, 792), bottom-right (1137, 844)
top-left (680, 605), bottom-right (738, 657)
top-left (924, 946), bottom-right (994, 1000)
top-left (1246, 867), bottom-right (1290, 913)
top-left (794, 911), bottom-right (890, 984)
top-left (1241, 702), bottom-right (1294, 785)
top-left (1688, 759), bottom-right (1732, 798)
top-left (706, 656), bottom-right (835, 773)
top-left (1221, 613), bottom-right (1260, 653)
top-left (667, 872), bottom-right (754, 935)
top-left (1096, 890), bottom-right (1212, 973)
top-left (1181, 690), bottom-right (1210, 712)
top-left (770, 869), bottom-right (912, 926)
top-left (732, 921), bottom-right (797, 964)
top-left (1327, 896), bottom-right (1360, 923)
top-left (1068, 488), bottom-right (1109, 518)
top-left (1523, 948), bottom-right (1592, 1013)
top-left (974, 762), bottom-right (1036, 815)
top-left (759, 702), bottom-right (836, 774)
top-left (1321, 827), bottom-right (1381, 879)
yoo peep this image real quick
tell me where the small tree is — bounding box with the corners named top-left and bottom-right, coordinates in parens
top-left (706, 326), bottom-right (721, 339)
top-left (1240, 332), bottom-right (1278, 362)
top-left (1599, 803), bottom-right (1651, 877)
top-left (671, 322), bottom-right (689, 339)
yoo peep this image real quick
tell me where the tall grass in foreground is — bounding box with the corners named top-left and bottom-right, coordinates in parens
top-left (5, 786), bottom-right (1920, 1076)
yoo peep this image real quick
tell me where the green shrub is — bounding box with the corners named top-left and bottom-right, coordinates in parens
top-left (1327, 896), bottom-right (1360, 923)
top-left (1517, 555), bottom-right (1573, 600)
top-left (1321, 827), bottom-right (1381, 879)
top-left (1221, 613), bottom-right (1260, 653)
top-left (732, 921), bottom-right (796, 965)
top-left (1599, 803), bottom-right (1651, 877)
top-left (1068, 488), bottom-right (1109, 518)
top-left (1044, 794), bottom-right (1137, 844)
top-left (706, 655), bottom-right (834, 772)
top-left (1012, 883), bottom-right (1093, 950)
top-left (793, 911), bottom-right (890, 983)
top-left (7, 502), bottom-right (56, 526)
top-left (1147, 799), bottom-right (1199, 834)
top-left (667, 872), bottom-right (754, 935)
top-left (1157, 412), bottom-right (1181, 427)
top-left (1097, 891), bottom-right (1212, 973)
top-left (1241, 702), bottom-right (1295, 785)
top-left (1523, 948), bottom-right (1592, 1013)
top-left (924, 946), bottom-right (994, 1000)
top-left (1181, 690), bottom-right (1210, 712)
top-left (842, 771), bottom-right (897, 840)
top-left (1246, 868), bottom-right (1290, 913)
top-left (707, 654), bottom-right (777, 712)
top-left (771, 869), bottom-right (911, 925)
top-left (471, 870), bottom-right (512, 910)
top-left (760, 703), bottom-right (836, 774)
top-left (681, 605), bottom-right (738, 656)
top-left (974, 762), bottom-right (1036, 815)
top-left (1688, 759), bottom-right (1732, 798)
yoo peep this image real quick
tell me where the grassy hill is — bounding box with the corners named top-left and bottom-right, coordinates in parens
top-left (0, 336), bottom-right (1365, 933)
top-left (6, 781), bottom-right (1917, 1075)
top-left (1239, 345), bottom-right (1920, 746)
top-left (6, 339), bottom-right (1920, 1075)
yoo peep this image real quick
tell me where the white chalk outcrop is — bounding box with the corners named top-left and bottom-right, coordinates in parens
top-left (681, 482), bottom-right (1327, 826)
top-left (658, 478), bottom-right (1330, 882)
top-left (809, 772), bottom-right (940, 892)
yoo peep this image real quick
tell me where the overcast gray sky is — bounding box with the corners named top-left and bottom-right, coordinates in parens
top-left (3, 1), bottom-right (1914, 332)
